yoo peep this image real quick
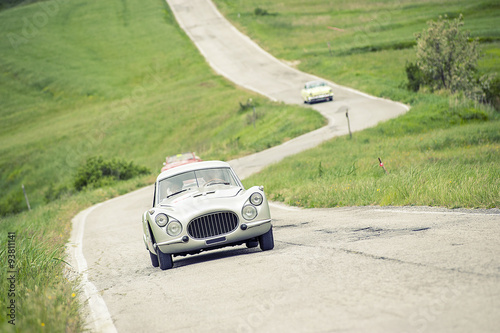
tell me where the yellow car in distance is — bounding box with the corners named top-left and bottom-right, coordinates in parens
top-left (301, 80), bottom-right (334, 104)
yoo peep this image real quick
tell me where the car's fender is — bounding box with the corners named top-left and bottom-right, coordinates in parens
top-left (142, 211), bottom-right (156, 253)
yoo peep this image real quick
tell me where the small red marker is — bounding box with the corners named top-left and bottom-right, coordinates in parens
top-left (378, 157), bottom-right (389, 174)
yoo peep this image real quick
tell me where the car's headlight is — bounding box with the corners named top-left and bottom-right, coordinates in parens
top-left (242, 205), bottom-right (258, 220)
top-left (166, 220), bottom-right (182, 236)
top-left (250, 192), bottom-right (263, 206)
top-left (155, 213), bottom-right (168, 227)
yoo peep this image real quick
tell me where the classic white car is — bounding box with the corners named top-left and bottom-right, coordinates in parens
top-left (142, 160), bottom-right (274, 270)
top-left (301, 80), bottom-right (334, 104)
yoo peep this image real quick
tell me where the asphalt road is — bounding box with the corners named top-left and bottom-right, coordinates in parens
top-left (67, 1), bottom-right (500, 332)
top-left (164, 0), bottom-right (408, 179)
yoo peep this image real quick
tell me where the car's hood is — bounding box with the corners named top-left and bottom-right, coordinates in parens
top-left (157, 185), bottom-right (244, 219)
top-left (161, 185), bottom-right (242, 207)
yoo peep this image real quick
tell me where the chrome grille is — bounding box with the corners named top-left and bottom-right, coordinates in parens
top-left (188, 211), bottom-right (238, 239)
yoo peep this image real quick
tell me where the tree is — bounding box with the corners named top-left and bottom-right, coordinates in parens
top-left (408, 15), bottom-right (490, 100)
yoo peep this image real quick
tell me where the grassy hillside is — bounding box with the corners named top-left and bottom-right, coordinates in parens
top-left (0, 0), bottom-right (498, 331)
top-left (213, 0), bottom-right (500, 208)
top-left (0, 0), bottom-right (324, 331)
top-left (0, 0), bottom-right (325, 216)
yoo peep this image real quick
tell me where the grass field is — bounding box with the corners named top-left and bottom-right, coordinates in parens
top-left (213, 0), bottom-right (500, 208)
top-left (0, 0), bottom-right (324, 331)
top-left (0, 0), bottom-right (499, 331)
top-left (0, 0), bottom-right (325, 216)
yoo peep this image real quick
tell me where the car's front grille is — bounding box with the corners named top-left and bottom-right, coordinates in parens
top-left (188, 211), bottom-right (239, 239)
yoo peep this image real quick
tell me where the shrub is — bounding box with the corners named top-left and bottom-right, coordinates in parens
top-left (408, 14), bottom-right (492, 101)
top-left (405, 61), bottom-right (426, 92)
top-left (254, 7), bottom-right (269, 16)
top-left (483, 75), bottom-right (500, 111)
top-left (73, 156), bottom-right (149, 190)
top-left (0, 192), bottom-right (24, 216)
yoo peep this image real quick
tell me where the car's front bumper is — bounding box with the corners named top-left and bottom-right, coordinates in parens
top-left (305, 93), bottom-right (333, 102)
top-left (153, 219), bottom-right (272, 256)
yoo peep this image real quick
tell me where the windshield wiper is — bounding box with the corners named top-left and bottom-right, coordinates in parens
top-left (166, 188), bottom-right (188, 198)
top-left (205, 180), bottom-right (230, 186)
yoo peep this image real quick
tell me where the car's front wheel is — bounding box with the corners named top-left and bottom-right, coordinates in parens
top-left (157, 248), bottom-right (173, 270)
top-left (246, 239), bottom-right (259, 248)
top-left (149, 251), bottom-right (159, 267)
top-left (258, 227), bottom-right (274, 251)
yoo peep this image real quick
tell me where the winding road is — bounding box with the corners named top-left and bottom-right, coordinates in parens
top-left (67, 1), bottom-right (500, 332)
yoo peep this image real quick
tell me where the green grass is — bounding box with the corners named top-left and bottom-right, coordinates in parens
top-left (0, 175), bottom-right (153, 332)
top-left (1, 0), bottom-right (499, 331)
top-left (0, 0), bottom-right (324, 331)
top-left (213, 0), bottom-right (500, 209)
top-left (248, 121), bottom-right (499, 208)
top-left (0, 0), bottom-right (325, 216)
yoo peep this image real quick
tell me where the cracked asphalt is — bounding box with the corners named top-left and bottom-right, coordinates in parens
top-left (72, 200), bottom-right (499, 332)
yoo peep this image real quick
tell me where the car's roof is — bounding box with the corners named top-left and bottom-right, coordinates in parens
top-left (156, 160), bottom-right (232, 182)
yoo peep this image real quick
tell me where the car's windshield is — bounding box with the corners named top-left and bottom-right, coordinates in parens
top-left (306, 81), bottom-right (326, 89)
top-left (157, 167), bottom-right (239, 203)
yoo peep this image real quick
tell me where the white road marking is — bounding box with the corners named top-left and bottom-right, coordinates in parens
top-left (70, 204), bottom-right (118, 333)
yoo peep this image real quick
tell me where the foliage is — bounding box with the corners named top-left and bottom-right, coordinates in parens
top-left (411, 15), bottom-right (490, 100)
top-left (483, 75), bottom-right (500, 110)
top-left (0, 191), bottom-right (24, 216)
top-left (0, 174), bottom-right (152, 332)
top-left (0, 0), bottom-right (25, 10)
top-left (254, 7), bottom-right (271, 16)
top-left (73, 156), bottom-right (149, 190)
top-left (0, 202), bottom-right (83, 332)
top-left (405, 61), bottom-right (425, 92)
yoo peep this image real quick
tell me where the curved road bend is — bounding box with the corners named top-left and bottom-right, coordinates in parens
top-left (66, 1), bottom-right (500, 332)
top-left (165, 0), bottom-right (408, 178)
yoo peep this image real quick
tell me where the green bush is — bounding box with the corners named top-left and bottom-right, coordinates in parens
top-left (0, 192), bottom-right (24, 216)
top-left (73, 156), bottom-right (149, 190)
top-left (254, 7), bottom-right (269, 16)
top-left (483, 76), bottom-right (500, 111)
top-left (0, 0), bottom-right (39, 11)
top-left (405, 61), bottom-right (426, 92)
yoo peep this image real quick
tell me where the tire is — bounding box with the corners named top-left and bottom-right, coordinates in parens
top-left (149, 251), bottom-right (159, 267)
top-left (157, 248), bottom-right (174, 270)
top-left (258, 227), bottom-right (274, 251)
top-left (246, 239), bottom-right (259, 248)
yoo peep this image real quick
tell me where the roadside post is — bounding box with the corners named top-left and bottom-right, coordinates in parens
top-left (22, 184), bottom-right (31, 211)
top-left (346, 108), bottom-right (352, 139)
top-left (249, 98), bottom-right (256, 128)
top-left (378, 158), bottom-right (389, 174)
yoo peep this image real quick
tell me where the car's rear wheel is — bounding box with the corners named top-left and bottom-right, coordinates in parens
top-left (157, 248), bottom-right (173, 270)
top-left (149, 251), bottom-right (159, 267)
top-left (258, 227), bottom-right (274, 251)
